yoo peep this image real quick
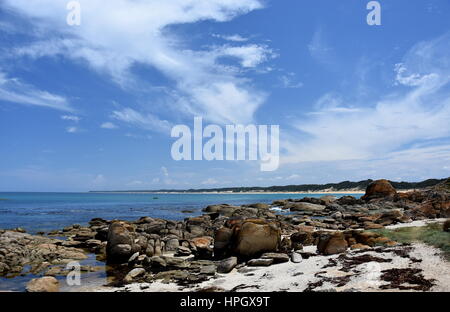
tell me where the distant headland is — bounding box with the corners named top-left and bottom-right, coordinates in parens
top-left (89, 178), bottom-right (447, 194)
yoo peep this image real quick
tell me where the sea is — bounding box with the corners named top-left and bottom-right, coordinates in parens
top-left (0, 192), bottom-right (361, 234)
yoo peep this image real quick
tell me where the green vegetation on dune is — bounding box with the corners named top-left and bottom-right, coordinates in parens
top-left (374, 223), bottom-right (450, 261)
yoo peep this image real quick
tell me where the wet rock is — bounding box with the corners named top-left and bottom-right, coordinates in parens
top-left (26, 277), bottom-right (59, 292)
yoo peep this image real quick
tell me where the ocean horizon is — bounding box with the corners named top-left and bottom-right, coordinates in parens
top-left (0, 192), bottom-right (361, 234)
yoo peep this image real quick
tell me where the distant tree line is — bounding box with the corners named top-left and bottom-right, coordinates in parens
top-left (92, 178), bottom-right (447, 193)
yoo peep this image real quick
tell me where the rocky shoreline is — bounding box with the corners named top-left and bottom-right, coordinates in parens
top-left (1, 179), bottom-right (449, 292)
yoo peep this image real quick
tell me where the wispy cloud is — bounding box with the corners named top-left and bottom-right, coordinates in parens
top-left (0, 70), bottom-right (73, 111)
top-left (279, 73), bottom-right (303, 89)
top-left (100, 122), bottom-right (118, 129)
top-left (112, 108), bottom-right (172, 134)
top-left (284, 32), bottom-right (450, 165)
top-left (213, 34), bottom-right (249, 42)
top-left (61, 115), bottom-right (80, 122)
top-left (2, 0), bottom-right (269, 124)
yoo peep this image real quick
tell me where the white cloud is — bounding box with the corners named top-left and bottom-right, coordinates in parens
top-left (101, 122), bottom-right (118, 129)
top-left (216, 44), bottom-right (274, 68)
top-left (283, 33), bottom-right (450, 165)
top-left (279, 73), bottom-right (303, 89)
top-left (61, 115), bottom-right (80, 122)
top-left (112, 108), bottom-right (172, 134)
top-left (3, 0), bottom-right (269, 124)
top-left (308, 28), bottom-right (333, 65)
top-left (213, 34), bottom-right (249, 42)
top-left (66, 126), bottom-right (79, 133)
top-left (0, 70), bottom-right (73, 111)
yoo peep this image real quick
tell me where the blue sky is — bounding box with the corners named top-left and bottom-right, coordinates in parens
top-left (1, 0), bottom-right (450, 191)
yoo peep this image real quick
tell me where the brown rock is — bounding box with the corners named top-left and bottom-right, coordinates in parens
top-left (233, 221), bottom-right (280, 258)
top-left (26, 277), bottom-right (59, 292)
top-left (350, 244), bottom-right (371, 250)
top-left (106, 222), bottom-right (136, 264)
top-left (444, 219), bottom-right (450, 232)
top-left (361, 179), bottom-right (397, 201)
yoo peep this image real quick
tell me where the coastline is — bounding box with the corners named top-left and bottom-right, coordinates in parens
top-left (89, 190), bottom-right (367, 195)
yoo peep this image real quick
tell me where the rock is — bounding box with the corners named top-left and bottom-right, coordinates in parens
top-left (291, 252), bottom-right (302, 263)
top-left (261, 252), bottom-right (289, 263)
top-left (175, 246), bottom-right (192, 257)
top-left (287, 202), bottom-right (326, 212)
top-left (320, 195), bottom-right (337, 205)
top-left (217, 257), bottom-right (238, 273)
top-left (353, 231), bottom-right (380, 246)
top-left (233, 221), bottom-right (280, 258)
top-left (72, 231), bottom-right (96, 242)
top-left (444, 219), bottom-right (450, 232)
top-left (364, 222), bottom-right (384, 230)
top-left (214, 227), bottom-right (233, 258)
top-left (290, 230), bottom-right (314, 246)
top-left (26, 277), bottom-right (59, 292)
top-left (128, 252), bottom-right (140, 264)
top-left (247, 258), bottom-right (273, 266)
top-left (337, 196), bottom-right (363, 205)
top-left (154, 270), bottom-right (188, 282)
top-left (247, 203), bottom-right (270, 210)
top-left (350, 244), bottom-right (371, 250)
top-left (375, 210), bottom-right (404, 225)
top-left (317, 232), bottom-right (348, 255)
top-left (106, 222), bottom-right (137, 264)
top-left (361, 179), bottom-right (397, 201)
top-left (124, 268), bottom-right (146, 283)
top-left (200, 265), bottom-right (216, 275)
top-left (191, 236), bottom-right (213, 259)
top-left (164, 257), bottom-right (190, 270)
top-left (164, 238), bottom-right (179, 252)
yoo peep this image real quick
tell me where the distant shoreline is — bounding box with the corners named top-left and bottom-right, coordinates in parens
top-left (89, 190), bottom-right (367, 195)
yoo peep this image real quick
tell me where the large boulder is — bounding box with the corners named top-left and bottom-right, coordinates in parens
top-left (361, 179), bottom-right (397, 201)
top-left (106, 222), bottom-right (137, 264)
top-left (232, 221), bottom-right (281, 258)
top-left (26, 277), bottom-right (59, 292)
top-left (317, 232), bottom-right (348, 255)
top-left (213, 227), bottom-right (233, 258)
top-left (286, 202), bottom-right (326, 212)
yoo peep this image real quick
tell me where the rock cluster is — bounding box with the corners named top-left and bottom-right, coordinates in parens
top-left (1, 178), bottom-right (449, 291)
